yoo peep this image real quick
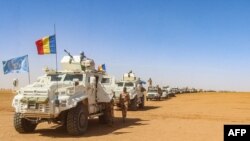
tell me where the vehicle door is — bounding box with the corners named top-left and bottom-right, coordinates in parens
top-left (97, 76), bottom-right (114, 102)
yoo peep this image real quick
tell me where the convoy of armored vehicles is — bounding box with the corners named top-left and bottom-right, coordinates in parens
top-left (11, 50), bottom-right (199, 135)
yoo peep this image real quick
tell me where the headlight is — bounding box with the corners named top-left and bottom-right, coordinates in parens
top-left (60, 100), bottom-right (67, 107)
top-left (66, 88), bottom-right (74, 95)
top-left (14, 99), bottom-right (18, 106)
top-left (23, 104), bottom-right (28, 109)
top-left (60, 91), bottom-right (66, 95)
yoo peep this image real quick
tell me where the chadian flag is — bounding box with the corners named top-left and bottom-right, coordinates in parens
top-left (98, 64), bottom-right (106, 72)
top-left (35, 35), bottom-right (56, 55)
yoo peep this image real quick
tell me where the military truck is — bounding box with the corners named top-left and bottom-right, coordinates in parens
top-left (113, 71), bottom-right (146, 110)
top-left (12, 51), bottom-right (115, 135)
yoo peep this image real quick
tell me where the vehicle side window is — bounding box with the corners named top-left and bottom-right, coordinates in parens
top-left (101, 78), bottom-right (110, 84)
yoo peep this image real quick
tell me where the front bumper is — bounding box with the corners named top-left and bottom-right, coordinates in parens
top-left (21, 113), bottom-right (56, 118)
top-left (146, 95), bottom-right (160, 99)
top-left (13, 101), bottom-right (57, 119)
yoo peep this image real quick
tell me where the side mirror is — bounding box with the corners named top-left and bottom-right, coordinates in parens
top-left (13, 78), bottom-right (18, 88)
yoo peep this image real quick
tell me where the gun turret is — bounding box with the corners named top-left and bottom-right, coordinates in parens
top-left (61, 50), bottom-right (96, 72)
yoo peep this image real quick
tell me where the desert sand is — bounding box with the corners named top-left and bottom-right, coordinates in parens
top-left (0, 92), bottom-right (250, 141)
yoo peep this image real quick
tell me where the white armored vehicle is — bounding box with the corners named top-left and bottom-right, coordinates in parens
top-left (161, 86), bottom-right (171, 99)
top-left (12, 51), bottom-right (115, 135)
top-left (113, 71), bottom-right (146, 110)
top-left (146, 86), bottom-right (162, 101)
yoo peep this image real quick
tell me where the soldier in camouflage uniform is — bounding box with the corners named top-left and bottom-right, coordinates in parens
top-left (119, 87), bottom-right (130, 123)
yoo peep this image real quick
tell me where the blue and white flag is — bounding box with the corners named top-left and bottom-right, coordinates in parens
top-left (2, 55), bottom-right (29, 75)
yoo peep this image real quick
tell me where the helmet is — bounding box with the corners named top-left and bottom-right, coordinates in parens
top-left (80, 51), bottom-right (86, 61)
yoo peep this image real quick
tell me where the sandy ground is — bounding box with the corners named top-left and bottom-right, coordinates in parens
top-left (0, 92), bottom-right (250, 141)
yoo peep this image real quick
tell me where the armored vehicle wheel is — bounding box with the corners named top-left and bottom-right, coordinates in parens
top-left (130, 96), bottom-right (138, 111)
top-left (66, 103), bottom-right (88, 135)
top-left (14, 112), bottom-right (37, 133)
top-left (139, 96), bottom-right (145, 109)
top-left (99, 101), bottom-right (113, 124)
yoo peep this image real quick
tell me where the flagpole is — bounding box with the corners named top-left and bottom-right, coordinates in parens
top-left (54, 24), bottom-right (59, 96)
top-left (54, 24), bottom-right (60, 108)
top-left (54, 24), bottom-right (58, 73)
top-left (27, 55), bottom-right (31, 84)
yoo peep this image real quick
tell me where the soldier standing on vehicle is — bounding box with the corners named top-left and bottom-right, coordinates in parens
top-left (148, 78), bottom-right (152, 87)
top-left (148, 78), bottom-right (153, 91)
top-left (120, 87), bottom-right (130, 123)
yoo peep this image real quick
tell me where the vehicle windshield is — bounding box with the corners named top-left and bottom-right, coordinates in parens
top-left (148, 89), bottom-right (158, 92)
top-left (47, 74), bottom-right (83, 82)
top-left (64, 74), bottom-right (83, 81)
top-left (116, 82), bottom-right (124, 87)
top-left (47, 74), bottom-right (64, 81)
top-left (125, 82), bottom-right (134, 87)
top-left (148, 87), bottom-right (158, 92)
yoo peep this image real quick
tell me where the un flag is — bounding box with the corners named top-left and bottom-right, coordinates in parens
top-left (2, 55), bottom-right (29, 74)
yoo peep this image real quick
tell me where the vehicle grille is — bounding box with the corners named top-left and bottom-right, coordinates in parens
top-left (148, 94), bottom-right (155, 97)
top-left (20, 103), bottom-right (50, 113)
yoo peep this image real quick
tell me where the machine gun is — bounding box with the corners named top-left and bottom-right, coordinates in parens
top-left (64, 49), bottom-right (74, 63)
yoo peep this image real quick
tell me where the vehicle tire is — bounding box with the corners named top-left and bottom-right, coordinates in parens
top-left (130, 96), bottom-right (138, 111)
top-left (99, 101), bottom-right (113, 124)
top-left (139, 96), bottom-right (145, 109)
top-left (14, 112), bottom-right (37, 133)
top-left (66, 103), bottom-right (88, 135)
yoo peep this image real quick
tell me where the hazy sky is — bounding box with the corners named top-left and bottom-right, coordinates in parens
top-left (0, 0), bottom-right (250, 91)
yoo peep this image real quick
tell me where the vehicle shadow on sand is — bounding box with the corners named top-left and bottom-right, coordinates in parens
top-left (114, 105), bottom-right (160, 112)
top-left (35, 117), bottom-right (147, 138)
top-left (140, 105), bottom-right (160, 111)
